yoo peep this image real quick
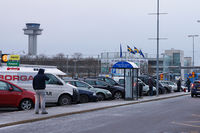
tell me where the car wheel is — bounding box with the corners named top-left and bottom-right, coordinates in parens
top-left (19, 99), bottom-right (33, 110)
top-left (114, 91), bottom-right (123, 99)
top-left (191, 93), bottom-right (194, 97)
top-left (165, 87), bottom-right (170, 93)
top-left (97, 93), bottom-right (105, 101)
top-left (80, 95), bottom-right (89, 103)
top-left (58, 95), bottom-right (72, 105)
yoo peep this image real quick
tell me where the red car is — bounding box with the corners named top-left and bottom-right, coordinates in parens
top-left (0, 79), bottom-right (35, 110)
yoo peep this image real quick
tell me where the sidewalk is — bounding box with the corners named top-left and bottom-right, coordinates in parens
top-left (0, 92), bottom-right (189, 128)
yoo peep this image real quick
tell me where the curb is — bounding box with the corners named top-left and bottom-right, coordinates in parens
top-left (0, 93), bottom-right (189, 128)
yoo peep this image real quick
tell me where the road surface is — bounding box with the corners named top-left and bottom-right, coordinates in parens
top-left (0, 95), bottom-right (199, 133)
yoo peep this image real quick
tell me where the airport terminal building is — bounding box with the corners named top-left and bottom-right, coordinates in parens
top-left (100, 48), bottom-right (192, 81)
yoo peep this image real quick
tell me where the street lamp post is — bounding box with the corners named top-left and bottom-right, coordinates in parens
top-left (149, 0), bottom-right (167, 96)
top-left (188, 35), bottom-right (199, 69)
top-left (156, 0), bottom-right (160, 96)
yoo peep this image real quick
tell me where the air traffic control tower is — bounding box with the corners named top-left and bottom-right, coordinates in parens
top-left (23, 23), bottom-right (43, 55)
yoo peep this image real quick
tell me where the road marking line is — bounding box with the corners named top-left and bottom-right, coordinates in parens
top-left (172, 121), bottom-right (200, 128)
top-left (192, 114), bottom-right (200, 117)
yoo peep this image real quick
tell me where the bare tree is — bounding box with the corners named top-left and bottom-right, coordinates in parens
top-left (72, 52), bottom-right (82, 60)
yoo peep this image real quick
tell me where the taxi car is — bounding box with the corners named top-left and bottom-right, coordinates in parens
top-left (191, 80), bottom-right (200, 97)
top-left (0, 79), bottom-right (35, 110)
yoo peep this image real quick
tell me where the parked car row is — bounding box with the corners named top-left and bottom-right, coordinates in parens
top-left (113, 75), bottom-right (185, 95)
top-left (0, 74), bottom-right (185, 111)
top-left (82, 79), bottom-right (125, 99)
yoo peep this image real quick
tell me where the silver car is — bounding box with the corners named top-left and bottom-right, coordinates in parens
top-left (65, 80), bottom-right (112, 101)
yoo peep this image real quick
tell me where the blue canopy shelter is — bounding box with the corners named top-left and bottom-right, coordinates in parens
top-left (112, 61), bottom-right (139, 100)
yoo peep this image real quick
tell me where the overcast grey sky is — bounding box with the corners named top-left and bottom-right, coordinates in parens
top-left (1, 0), bottom-right (200, 63)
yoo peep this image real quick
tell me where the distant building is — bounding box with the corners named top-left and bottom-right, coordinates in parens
top-left (163, 48), bottom-right (191, 81)
top-left (100, 48), bottom-right (192, 80)
top-left (146, 54), bottom-right (164, 76)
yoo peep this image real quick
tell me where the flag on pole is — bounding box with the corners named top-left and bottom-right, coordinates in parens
top-left (134, 46), bottom-right (139, 53)
top-left (120, 44), bottom-right (122, 58)
top-left (127, 45), bottom-right (135, 54)
top-left (139, 49), bottom-right (145, 58)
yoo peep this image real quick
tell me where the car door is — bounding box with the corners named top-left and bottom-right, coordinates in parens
top-left (7, 84), bottom-right (23, 106)
top-left (45, 74), bottom-right (64, 103)
top-left (0, 81), bottom-right (22, 106)
top-left (95, 80), bottom-right (110, 90)
top-left (0, 81), bottom-right (10, 105)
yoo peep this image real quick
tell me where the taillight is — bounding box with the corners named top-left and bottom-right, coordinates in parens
top-left (191, 83), bottom-right (194, 89)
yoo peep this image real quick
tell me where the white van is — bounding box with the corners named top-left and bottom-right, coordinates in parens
top-left (0, 64), bottom-right (79, 105)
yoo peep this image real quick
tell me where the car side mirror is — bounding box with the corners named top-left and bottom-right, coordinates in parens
top-left (88, 86), bottom-right (91, 89)
top-left (9, 87), bottom-right (14, 91)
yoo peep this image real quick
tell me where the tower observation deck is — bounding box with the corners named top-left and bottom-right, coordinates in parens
top-left (23, 23), bottom-right (43, 55)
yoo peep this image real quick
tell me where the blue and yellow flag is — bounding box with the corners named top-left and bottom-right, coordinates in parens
top-left (139, 49), bottom-right (145, 58)
top-left (127, 45), bottom-right (135, 54)
top-left (134, 46), bottom-right (139, 53)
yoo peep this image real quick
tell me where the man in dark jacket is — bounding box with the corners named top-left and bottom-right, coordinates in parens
top-left (33, 69), bottom-right (49, 114)
top-left (185, 78), bottom-right (191, 92)
top-left (148, 77), bottom-right (153, 96)
top-left (177, 78), bottom-right (181, 92)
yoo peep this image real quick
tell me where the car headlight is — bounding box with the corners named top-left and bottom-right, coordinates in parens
top-left (73, 88), bottom-right (79, 93)
top-left (107, 91), bottom-right (112, 95)
top-left (93, 92), bottom-right (96, 96)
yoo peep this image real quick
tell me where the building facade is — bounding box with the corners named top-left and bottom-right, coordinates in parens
top-left (100, 52), bottom-right (148, 76)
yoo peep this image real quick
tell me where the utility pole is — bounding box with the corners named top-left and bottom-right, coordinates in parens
top-left (149, 0), bottom-right (167, 96)
top-left (156, 0), bottom-right (160, 96)
top-left (188, 35), bottom-right (198, 69)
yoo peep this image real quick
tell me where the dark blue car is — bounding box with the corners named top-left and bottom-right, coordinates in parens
top-left (191, 80), bottom-right (200, 97)
top-left (78, 89), bottom-right (97, 103)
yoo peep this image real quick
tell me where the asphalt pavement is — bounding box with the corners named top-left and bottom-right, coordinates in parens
top-left (0, 92), bottom-right (189, 128)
